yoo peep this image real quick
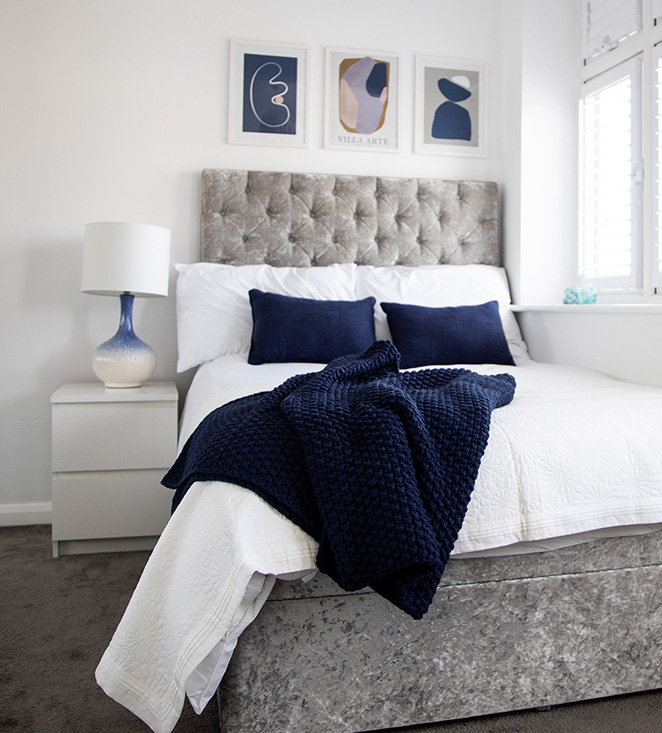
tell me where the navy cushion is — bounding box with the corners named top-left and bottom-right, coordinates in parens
top-left (381, 300), bottom-right (515, 368)
top-left (248, 290), bottom-right (376, 364)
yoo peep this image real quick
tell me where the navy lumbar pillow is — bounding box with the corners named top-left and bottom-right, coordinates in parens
top-left (248, 289), bottom-right (376, 364)
top-left (381, 300), bottom-right (515, 368)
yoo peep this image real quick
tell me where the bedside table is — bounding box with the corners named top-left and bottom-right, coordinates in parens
top-left (51, 382), bottom-right (178, 557)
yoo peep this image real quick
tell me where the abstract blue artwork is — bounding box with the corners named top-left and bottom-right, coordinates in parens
top-left (415, 56), bottom-right (486, 157)
top-left (324, 47), bottom-right (400, 152)
top-left (229, 40), bottom-right (307, 147)
top-left (338, 56), bottom-right (389, 135)
top-left (242, 53), bottom-right (298, 135)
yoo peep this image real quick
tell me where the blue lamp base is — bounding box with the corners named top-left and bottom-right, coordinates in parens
top-left (92, 293), bottom-right (156, 388)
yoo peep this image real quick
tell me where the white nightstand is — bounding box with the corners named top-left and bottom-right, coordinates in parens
top-left (51, 382), bottom-right (179, 557)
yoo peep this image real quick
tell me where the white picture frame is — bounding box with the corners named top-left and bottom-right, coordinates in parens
top-left (415, 56), bottom-right (486, 157)
top-left (228, 39), bottom-right (308, 148)
top-left (324, 47), bottom-right (400, 152)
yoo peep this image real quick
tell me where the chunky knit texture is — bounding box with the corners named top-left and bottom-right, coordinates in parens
top-left (163, 341), bottom-right (515, 618)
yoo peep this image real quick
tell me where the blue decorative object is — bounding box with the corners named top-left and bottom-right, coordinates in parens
top-left (581, 283), bottom-right (598, 303)
top-left (563, 287), bottom-right (580, 304)
top-left (248, 290), bottom-right (376, 365)
top-left (92, 293), bottom-right (156, 388)
top-left (563, 284), bottom-right (598, 305)
top-left (381, 300), bottom-right (515, 368)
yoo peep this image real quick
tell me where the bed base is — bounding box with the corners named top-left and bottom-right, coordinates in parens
top-left (218, 531), bottom-right (662, 732)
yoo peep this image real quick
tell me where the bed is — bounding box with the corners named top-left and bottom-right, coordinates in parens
top-left (96, 169), bottom-right (662, 733)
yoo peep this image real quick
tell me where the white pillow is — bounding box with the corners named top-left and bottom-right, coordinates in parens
top-left (354, 264), bottom-right (529, 364)
top-left (175, 262), bottom-right (357, 372)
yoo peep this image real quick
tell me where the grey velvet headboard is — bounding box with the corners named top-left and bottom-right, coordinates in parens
top-left (200, 169), bottom-right (500, 267)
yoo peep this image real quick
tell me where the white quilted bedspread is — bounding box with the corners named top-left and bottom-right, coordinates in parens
top-left (96, 357), bottom-right (662, 733)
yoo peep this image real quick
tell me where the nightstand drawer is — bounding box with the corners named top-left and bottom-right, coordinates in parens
top-left (52, 401), bottom-right (177, 472)
top-left (52, 470), bottom-right (173, 540)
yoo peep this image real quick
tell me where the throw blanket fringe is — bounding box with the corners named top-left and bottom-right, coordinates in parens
top-left (163, 341), bottom-right (515, 619)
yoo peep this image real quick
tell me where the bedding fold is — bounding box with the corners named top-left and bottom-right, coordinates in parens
top-left (163, 341), bottom-right (515, 618)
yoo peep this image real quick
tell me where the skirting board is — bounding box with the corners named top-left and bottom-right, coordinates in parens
top-left (0, 502), bottom-right (52, 527)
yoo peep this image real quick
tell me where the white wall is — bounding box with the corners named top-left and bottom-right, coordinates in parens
top-left (517, 309), bottom-right (662, 386)
top-left (500, 0), bottom-right (579, 305)
top-left (1, 0), bottom-right (522, 518)
top-left (519, 0), bottom-right (580, 304)
top-left (499, 0), bottom-right (525, 302)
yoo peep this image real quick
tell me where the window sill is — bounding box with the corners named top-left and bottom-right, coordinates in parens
top-left (511, 304), bottom-right (662, 314)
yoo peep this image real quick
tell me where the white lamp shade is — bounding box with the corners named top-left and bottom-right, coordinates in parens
top-left (81, 222), bottom-right (171, 297)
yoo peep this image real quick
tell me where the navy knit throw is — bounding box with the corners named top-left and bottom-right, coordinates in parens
top-left (162, 341), bottom-right (515, 619)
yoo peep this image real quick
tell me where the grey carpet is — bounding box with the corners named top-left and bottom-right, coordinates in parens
top-left (1, 525), bottom-right (661, 733)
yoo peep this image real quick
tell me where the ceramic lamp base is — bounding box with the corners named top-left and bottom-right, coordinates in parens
top-left (93, 343), bottom-right (156, 388)
top-left (93, 293), bottom-right (156, 388)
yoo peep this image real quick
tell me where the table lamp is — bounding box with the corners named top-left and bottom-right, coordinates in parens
top-left (81, 222), bottom-right (171, 388)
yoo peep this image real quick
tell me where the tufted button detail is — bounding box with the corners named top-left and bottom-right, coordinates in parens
top-left (201, 173), bottom-right (498, 274)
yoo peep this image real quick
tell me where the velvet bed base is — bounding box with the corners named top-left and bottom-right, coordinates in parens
top-left (219, 532), bottom-right (662, 731)
top-left (199, 169), bottom-right (662, 732)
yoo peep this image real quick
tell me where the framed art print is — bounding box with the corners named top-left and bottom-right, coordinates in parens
top-left (324, 48), bottom-right (400, 152)
top-left (228, 40), bottom-right (308, 147)
top-left (415, 56), bottom-right (486, 157)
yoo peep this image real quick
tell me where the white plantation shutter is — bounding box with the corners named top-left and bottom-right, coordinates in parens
top-left (655, 45), bottom-right (662, 290)
top-left (583, 0), bottom-right (642, 59)
top-left (654, 0), bottom-right (662, 24)
top-left (580, 56), bottom-right (643, 290)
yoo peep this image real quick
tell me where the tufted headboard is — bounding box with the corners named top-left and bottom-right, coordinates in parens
top-left (200, 169), bottom-right (500, 267)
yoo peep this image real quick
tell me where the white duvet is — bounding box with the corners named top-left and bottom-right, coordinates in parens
top-left (96, 356), bottom-right (662, 733)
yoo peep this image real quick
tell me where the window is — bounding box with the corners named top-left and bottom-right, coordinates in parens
top-left (580, 57), bottom-right (643, 291)
top-left (579, 0), bottom-right (662, 298)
